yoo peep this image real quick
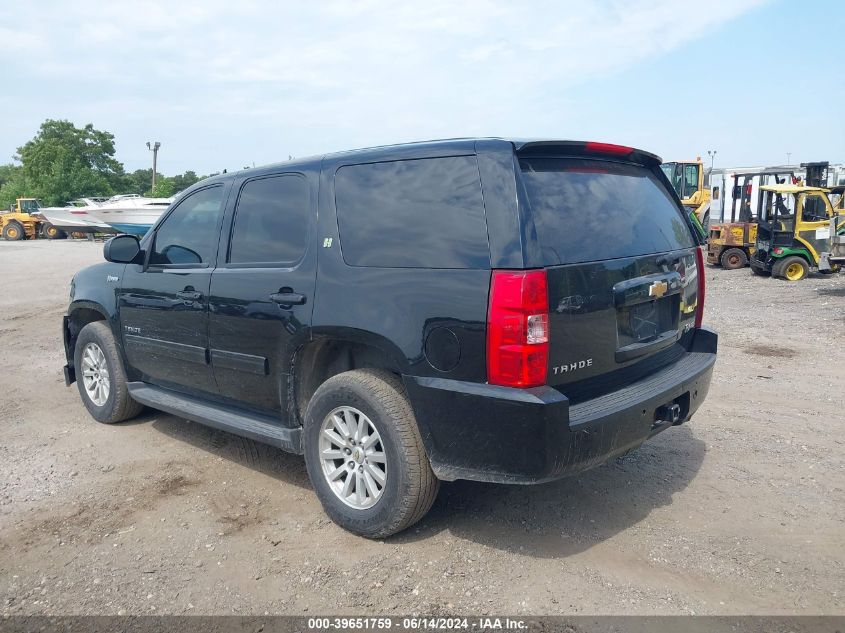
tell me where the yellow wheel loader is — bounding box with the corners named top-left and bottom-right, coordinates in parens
top-left (1, 198), bottom-right (45, 240)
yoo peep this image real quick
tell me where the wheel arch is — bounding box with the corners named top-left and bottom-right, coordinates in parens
top-left (773, 247), bottom-right (813, 266)
top-left (292, 331), bottom-right (406, 425)
top-left (65, 300), bottom-right (115, 362)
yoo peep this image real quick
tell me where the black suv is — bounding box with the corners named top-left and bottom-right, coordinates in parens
top-left (63, 139), bottom-right (717, 537)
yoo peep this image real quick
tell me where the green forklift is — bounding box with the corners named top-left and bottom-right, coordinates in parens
top-left (750, 184), bottom-right (843, 281)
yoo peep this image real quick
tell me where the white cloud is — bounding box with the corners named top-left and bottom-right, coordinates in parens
top-left (0, 0), bottom-right (767, 171)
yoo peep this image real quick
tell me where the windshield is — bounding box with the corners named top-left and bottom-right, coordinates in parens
top-left (760, 190), bottom-right (796, 231)
top-left (519, 157), bottom-right (695, 265)
top-left (661, 163), bottom-right (679, 196)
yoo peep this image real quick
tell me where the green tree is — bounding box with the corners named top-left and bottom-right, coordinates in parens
top-left (17, 119), bottom-right (126, 206)
top-left (170, 170), bottom-right (201, 194)
top-left (123, 168), bottom-right (160, 196)
top-left (0, 163), bottom-right (28, 209)
top-left (146, 177), bottom-right (174, 198)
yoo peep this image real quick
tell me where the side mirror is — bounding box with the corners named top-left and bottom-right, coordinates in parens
top-left (103, 234), bottom-right (141, 264)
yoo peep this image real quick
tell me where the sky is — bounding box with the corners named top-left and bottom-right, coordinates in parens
top-left (1, 0), bottom-right (842, 176)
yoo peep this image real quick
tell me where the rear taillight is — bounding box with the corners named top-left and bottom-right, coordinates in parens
top-left (695, 246), bottom-right (706, 328)
top-left (487, 270), bottom-right (549, 388)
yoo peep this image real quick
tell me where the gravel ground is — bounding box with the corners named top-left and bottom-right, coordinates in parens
top-left (0, 239), bottom-right (843, 616)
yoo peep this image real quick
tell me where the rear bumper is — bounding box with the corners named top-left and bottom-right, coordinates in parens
top-left (404, 327), bottom-right (717, 484)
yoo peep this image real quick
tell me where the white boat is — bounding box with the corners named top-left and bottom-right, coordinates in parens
top-left (36, 199), bottom-right (115, 235)
top-left (84, 195), bottom-right (174, 236)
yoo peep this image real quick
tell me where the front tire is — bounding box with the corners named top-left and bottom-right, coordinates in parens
top-left (720, 247), bottom-right (748, 270)
top-left (303, 369), bottom-right (439, 538)
top-left (74, 321), bottom-right (144, 423)
top-left (42, 222), bottom-right (67, 239)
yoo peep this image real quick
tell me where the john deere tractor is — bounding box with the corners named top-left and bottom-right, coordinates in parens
top-left (1, 198), bottom-right (47, 240)
top-left (750, 184), bottom-right (844, 281)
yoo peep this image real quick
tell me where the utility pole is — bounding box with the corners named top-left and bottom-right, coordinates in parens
top-left (146, 141), bottom-right (161, 193)
top-left (786, 152), bottom-right (791, 165)
top-left (707, 149), bottom-right (717, 172)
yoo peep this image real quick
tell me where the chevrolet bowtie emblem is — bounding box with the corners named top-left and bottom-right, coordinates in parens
top-left (649, 280), bottom-right (669, 299)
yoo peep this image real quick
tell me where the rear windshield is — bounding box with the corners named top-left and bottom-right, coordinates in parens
top-left (519, 157), bottom-right (695, 265)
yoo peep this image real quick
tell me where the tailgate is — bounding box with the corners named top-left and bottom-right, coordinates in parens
top-left (517, 154), bottom-right (701, 400)
top-left (545, 249), bottom-right (699, 398)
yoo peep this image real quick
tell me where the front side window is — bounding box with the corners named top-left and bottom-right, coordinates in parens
top-left (682, 164), bottom-right (699, 198)
top-left (801, 194), bottom-right (829, 222)
top-left (229, 175), bottom-right (309, 265)
top-left (149, 186), bottom-right (224, 266)
top-left (21, 199), bottom-right (41, 213)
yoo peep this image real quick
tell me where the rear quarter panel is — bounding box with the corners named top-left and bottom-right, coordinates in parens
top-left (312, 153), bottom-right (490, 381)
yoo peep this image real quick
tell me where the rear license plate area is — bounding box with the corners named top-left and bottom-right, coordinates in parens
top-left (614, 296), bottom-right (680, 362)
top-left (617, 297), bottom-right (678, 345)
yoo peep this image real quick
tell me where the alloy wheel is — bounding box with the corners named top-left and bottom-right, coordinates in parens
top-left (81, 342), bottom-right (110, 406)
top-left (318, 406), bottom-right (387, 510)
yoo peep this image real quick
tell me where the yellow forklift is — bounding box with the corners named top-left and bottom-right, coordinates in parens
top-left (1, 198), bottom-right (47, 240)
top-left (707, 168), bottom-right (795, 269)
top-left (750, 184), bottom-right (843, 281)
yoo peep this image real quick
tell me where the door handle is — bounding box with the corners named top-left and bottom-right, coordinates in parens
top-left (176, 289), bottom-right (202, 302)
top-left (269, 291), bottom-right (307, 307)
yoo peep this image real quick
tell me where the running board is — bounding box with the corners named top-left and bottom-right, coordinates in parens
top-left (127, 382), bottom-right (302, 454)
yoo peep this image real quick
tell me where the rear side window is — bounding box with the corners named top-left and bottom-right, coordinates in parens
top-left (229, 174), bottom-right (309, 264)
top-left (335, 156), bottom-right (489, 268)
top-left (519, 158), bottom-right (695, 265)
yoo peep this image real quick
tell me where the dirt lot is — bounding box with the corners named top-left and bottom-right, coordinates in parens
top-left (0, 239), bottom-right (843, 616)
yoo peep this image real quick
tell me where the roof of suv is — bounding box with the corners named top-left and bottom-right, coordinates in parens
top-left (207, 138), bottom-right (662, 183)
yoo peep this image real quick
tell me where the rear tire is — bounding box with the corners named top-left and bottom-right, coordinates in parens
top-left (2, 221), bottom-right (25, 241)
top-left (773, 256), bottom-right (808, 282)
top-left (720, 247), bottom-right (747, 270)
top-left (74, 321), bottom-right (144, 424)
top-left (303, 368), bottom-right (439, 538)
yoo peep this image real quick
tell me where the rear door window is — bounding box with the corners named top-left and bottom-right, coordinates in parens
top-left (229, 174), bottom-right (309, 265)
top-left (335, 156), bottom-right (489, 268)
top-left (519, 158), bottom-right (695, 265)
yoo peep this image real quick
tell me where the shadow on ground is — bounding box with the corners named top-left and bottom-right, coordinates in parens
top-left (134, 410), bottom-right (706, 558)
top-left (138, 410), bottom-right (312, 490)
top-left (816, 285), bottom-right (845, 297)
top-left (398, 424), bottom-right (707, 558)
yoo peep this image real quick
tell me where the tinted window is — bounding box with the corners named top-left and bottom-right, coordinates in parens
top-left (519, 158), bottom-right (695, 265)
top-left (150, 186), bottom-right (224, 266)
top-left (802, 194), bottom-right (828, 222)
top-left (229, 175), bottom-right (309, 264)
top-left (335, 156), bottom-right (488, 268)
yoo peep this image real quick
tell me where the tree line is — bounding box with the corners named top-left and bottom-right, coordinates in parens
top-left (0, 119), bottom-right (219, 208)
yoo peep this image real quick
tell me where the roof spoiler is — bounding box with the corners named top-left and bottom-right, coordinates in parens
top-left (513, 140), bottom-right (662, 167)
